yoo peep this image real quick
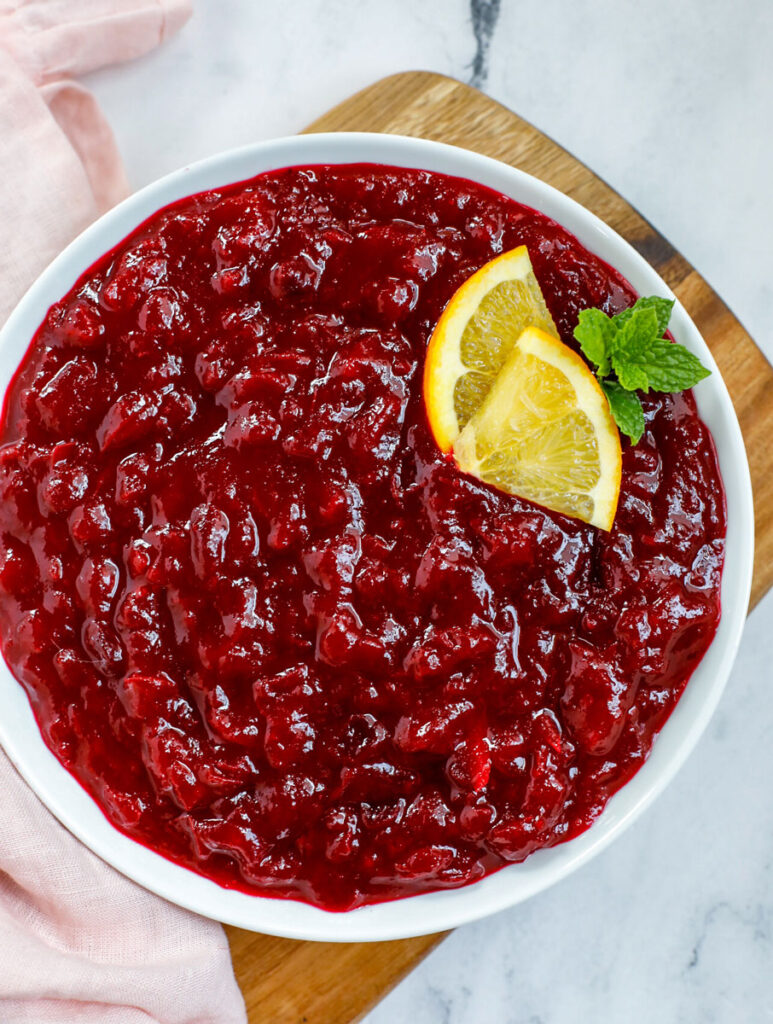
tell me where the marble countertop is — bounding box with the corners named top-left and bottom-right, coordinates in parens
top-left (85, 2), bottom-right (773, 1021)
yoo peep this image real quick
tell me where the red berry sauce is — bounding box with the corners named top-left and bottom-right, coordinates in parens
top-left (0, 165), bottom-right (725, 909)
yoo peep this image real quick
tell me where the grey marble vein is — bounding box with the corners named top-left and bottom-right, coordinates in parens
top-left (469, 0), bottom-right (501, 88)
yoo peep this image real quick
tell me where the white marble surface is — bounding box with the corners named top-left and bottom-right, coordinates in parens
top-left (83, 2), bottom-right (773, 1021)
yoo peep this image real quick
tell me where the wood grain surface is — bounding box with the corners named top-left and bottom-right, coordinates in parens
top-left (224, 71), bottom-right (772, 1024)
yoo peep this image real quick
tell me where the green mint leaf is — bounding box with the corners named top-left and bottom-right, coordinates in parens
top-left (573, 307), bottom-right (615, 376)
top-left (609, 306), bottom-right (660, 391)
top-left (601, 380), bottom-right (645, 444)
top-left (613, 359), bottom-right (649, 392)
top-left (639, 340), bottom-right (712, 392)
top-left (611, 301), bottom-right (711, 393)
top-left (613, 295), bottom-right (675, 337)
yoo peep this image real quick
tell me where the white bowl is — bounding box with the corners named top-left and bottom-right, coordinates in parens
top-left (0, 133), bottom-right (754, 941)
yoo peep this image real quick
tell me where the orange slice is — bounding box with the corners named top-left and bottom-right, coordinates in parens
top-left (453, 326), bottom-right (622, 530)
top-left (424, 245), bottom-right (558, 451)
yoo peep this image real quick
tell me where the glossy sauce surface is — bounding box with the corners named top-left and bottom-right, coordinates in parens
top-left (0, 165), bottom-right (725, 909)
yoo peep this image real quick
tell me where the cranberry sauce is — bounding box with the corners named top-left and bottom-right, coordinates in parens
top-left (0, 165), bottom-right (725, 909)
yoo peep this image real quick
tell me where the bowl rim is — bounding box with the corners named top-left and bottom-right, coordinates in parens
top-left (0, 131), bottom-right (754, 942)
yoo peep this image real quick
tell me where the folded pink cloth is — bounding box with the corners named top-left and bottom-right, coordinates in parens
top-left (0, 4), bottom-right (248, 1022)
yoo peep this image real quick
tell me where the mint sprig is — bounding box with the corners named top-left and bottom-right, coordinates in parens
top-left (573, 296), bottom-right (710, 444)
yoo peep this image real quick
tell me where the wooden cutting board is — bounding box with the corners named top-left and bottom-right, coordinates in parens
top-left (224, 71), bottom-right (773, 1024)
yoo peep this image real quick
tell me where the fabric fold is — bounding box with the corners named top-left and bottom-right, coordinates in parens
top-left (0, 0), bottom-right (191, 81)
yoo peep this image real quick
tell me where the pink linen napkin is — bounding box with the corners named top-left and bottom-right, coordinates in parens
top-left (0, 4), bottom-right (248, 1022)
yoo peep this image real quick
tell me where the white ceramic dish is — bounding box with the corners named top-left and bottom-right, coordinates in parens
top-left (0, 133), bottom-right (754, 942)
